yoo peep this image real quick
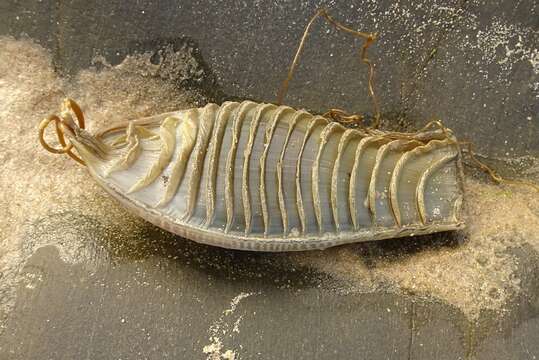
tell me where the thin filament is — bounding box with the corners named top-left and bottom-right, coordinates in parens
top-left (462, 142), bottom-right (539, 192)
top-left (38, 99), bottom-right (87, 165)
top-left (276, 9), bottom-right (380, 127)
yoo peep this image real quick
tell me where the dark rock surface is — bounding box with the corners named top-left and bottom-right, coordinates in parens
top-left (1, 0), bottom-right (538, 157)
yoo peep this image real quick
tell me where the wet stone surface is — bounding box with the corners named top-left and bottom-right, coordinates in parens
top-left (2, 0), bottom-right (538, 157)
top-left (1, 216), bottom-right (538, 359)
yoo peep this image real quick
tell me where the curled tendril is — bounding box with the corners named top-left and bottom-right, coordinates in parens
top-left (277, 8), bottom-right (380, 128)
top-left (38, 98), bottom-right (86, 165)
top-left (323, 108), bottom-right (364, 125)
top-left (460, 142), bottom-right (539, 192)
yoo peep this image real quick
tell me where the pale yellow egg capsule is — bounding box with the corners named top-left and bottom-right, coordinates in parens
top-left (39, 99), bottom-right (465, 251)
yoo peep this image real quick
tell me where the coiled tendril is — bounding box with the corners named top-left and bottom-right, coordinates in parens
top-left (38, 98), bottom-right (86, 165)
